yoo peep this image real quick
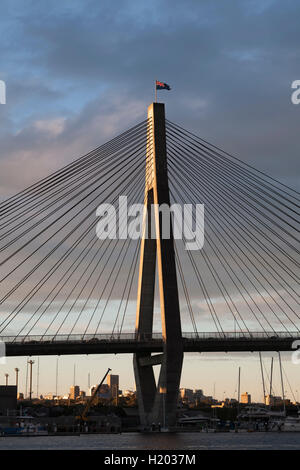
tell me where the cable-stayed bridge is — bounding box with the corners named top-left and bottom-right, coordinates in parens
top-left (0, 102), bottom-right (299, 426)
top-left (3, 332), bottom-right (299, 357)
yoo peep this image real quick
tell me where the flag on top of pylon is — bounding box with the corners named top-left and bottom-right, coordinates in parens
top-left (156, 80), bottom-right (171, 90)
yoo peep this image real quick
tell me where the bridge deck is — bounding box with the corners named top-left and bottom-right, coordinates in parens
top-left (1, 332), bottom-right (299, 356)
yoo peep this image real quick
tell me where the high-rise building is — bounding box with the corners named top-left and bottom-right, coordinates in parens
top-left (241, 392), bottom-right (251, 404)
top-left (70, 385), bottom-right (80, 400)
top-left (107, 374), bottom-right (119, 403)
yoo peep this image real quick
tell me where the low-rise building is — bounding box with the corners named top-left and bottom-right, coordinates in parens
top-left (265, 394), bottom-right (290, 406)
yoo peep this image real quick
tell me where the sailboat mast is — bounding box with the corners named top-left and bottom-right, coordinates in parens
top-left (238, 367), bottom-right (241, 403)
top-left (278, 352), bottom-right (286, 415)
top-left (269, 357), bottom-right (274, 398)
top-left (259, 352), bottom-right (266, 404)
top-left (237, 367), bottom-right (241, 416)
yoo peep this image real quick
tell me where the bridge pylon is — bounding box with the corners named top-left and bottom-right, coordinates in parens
top-left (133, 103), bottom-right (183, 429)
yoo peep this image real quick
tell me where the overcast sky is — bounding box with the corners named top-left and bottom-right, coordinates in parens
top-left (0, 0), bottom-right (299, 399)
top-left (1, 0), bottom-right (300, 197)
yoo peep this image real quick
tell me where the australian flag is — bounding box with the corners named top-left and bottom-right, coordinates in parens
top-left (156, 80), bottom-right (171, 90)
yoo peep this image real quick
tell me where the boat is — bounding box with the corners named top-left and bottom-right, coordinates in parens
top-left (236, 406), bottom-right (285, 432)
top-left (19, 422), bottom-right (48, 435)
top-left (238, 405), bottom-right (285, 420)
top-left (281, 412), bottom-right (300, 432)
top-left (0, 416), bottom-right (48, 436)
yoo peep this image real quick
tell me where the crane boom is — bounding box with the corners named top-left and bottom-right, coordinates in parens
top-left (78, 367), bottom-right (112, 421)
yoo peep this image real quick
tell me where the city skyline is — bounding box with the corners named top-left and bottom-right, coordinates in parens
top-left (3, 351), bottom-right (299, 404)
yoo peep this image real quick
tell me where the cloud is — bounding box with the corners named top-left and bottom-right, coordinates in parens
top-left (0, 0), bottom-right (299, 337)
top-left (33, 117), bottom-right (66, 136)
top-left (0, 92), bottom-right (145, 196)
top-left (0, 0), bottom-right (299, 190)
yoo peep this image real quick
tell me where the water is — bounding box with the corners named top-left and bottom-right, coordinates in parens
top-left (0, 432), bottom-right (300, 450)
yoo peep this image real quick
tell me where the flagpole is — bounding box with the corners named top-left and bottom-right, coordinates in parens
top-left (155, 80), bottom-right (157, 103)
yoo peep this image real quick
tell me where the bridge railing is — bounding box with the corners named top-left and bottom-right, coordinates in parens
top-left (0, 331), bottom-right (299, 344)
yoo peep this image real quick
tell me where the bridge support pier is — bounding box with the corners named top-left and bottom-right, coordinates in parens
top-left (134, 103), bottom-right (183, 429)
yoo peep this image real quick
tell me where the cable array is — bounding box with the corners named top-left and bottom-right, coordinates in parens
top-left (0, 120), bottom-right (151, 338)
top-left (166, 120), bottom-right (299, 335)
top-left (0, 116), bottom-right (299, 339)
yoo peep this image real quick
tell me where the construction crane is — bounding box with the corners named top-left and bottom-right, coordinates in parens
top-left (76, 367), bottom-right (111, 423)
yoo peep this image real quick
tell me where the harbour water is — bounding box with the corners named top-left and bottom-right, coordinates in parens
top-left (0, 432), bottom-right (300, 450)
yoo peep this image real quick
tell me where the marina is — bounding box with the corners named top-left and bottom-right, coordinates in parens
top-left (1, 406), bottom-right (300, 437)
